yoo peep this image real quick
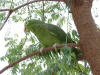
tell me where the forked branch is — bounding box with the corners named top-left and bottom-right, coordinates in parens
top-left (0, 10), bottom-right (13, 30)
top-left (0, 0), bottom-right (65, 30)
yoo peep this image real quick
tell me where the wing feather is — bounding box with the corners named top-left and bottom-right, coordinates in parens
top-left (47, 23), bottom-right (66, 43)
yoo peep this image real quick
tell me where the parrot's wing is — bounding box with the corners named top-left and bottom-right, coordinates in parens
top-left (47, 24), bottom-right (66, 43)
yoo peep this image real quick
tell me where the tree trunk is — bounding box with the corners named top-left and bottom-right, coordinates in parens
top-left (63, 0), bottom-right (100, 75)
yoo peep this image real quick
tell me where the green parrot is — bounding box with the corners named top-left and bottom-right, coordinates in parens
top-left (24, 19), bottom-right (81, 56)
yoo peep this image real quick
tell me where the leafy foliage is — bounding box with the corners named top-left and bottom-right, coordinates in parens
top-left (0, 12), bottom-right (6, 27)
top-left (0, 0), bottom-right (94, 75)
top-left (0, 31), bottom-right (91, 75)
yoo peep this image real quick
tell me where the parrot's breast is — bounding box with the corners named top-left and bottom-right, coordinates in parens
top-left (34, 30), bottom-right (62, 48)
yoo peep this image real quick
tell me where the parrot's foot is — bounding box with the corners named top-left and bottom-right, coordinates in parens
top-left (40, 48), bottom-right (43, 54)
top-left (53, 43), bottom-right (58, 51)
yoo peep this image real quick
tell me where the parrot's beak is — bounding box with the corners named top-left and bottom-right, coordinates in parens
top-left (24, 27), bottom-right (30, 33)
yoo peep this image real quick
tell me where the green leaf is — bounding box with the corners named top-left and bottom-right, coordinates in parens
top-left (72, 30), bottom-right (79, 39)
top-left (67, 32), bottom-right (71, 40)
top-left (63, 46), bottom-right (71, 56)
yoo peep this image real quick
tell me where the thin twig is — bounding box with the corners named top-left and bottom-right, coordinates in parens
top-left (10, 0), bottom-right (13, 9)
top-left (27, 0), bottom-right (31, 19)
top-left (20, 35), bottom-right (27, 53)
top-left (23, 34), bottom-right (27, 46)
top-left (0, 0), bottom-right (13, 30)
top-left (43, 1), bottom-right (45, 21)
top-left (0, 0), bottom-right (63, 12)
top-left (60, 2), bottom-right (65, 10)
top-left (74, 64), bottom-right (89, 75)
top-left (48, 1), bottom-right (60, 13)
top-left (78, 64), bottom-right (82, 72)
top-left (74, 67), bottom-right (82, 72)
top-left (13, 0), bottom-right (62, 11)
top-left (0, 0), bottom-right (64, 30)
top-left (0, 43), bottom-right (79, 74)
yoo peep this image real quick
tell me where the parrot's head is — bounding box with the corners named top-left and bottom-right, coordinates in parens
top-left (24, 19), bottom-right (47, 33)
top-left (24, 22), bottom-right (30, 33)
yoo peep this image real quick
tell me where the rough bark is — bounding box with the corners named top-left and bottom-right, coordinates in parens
top-left (63, 0), bottom-right (100, 75)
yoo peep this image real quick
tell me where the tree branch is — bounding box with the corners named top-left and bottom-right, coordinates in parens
top-left (0, 43), bottom-right (79, 74)
top-left (74, 64), bottom-right (89, 75)
top-left (0, 0), bottom-right (65, 30)
top-left (10, 0), bottom-right (13, 9)
top-left (0, 10), bottom-right (13, 30)
top-left (13, 0), bottom-right (64, 11)
top-left (74, 67), bottom-right (82, 72)
top-left (78, 64), bottom-right (82, 72)
top-left (0, 0), bottom-right (64, 12)
top-left (43, 1), bottom-right (45, 21)
top-left (0, 9), bottom-right (11, 11)
top-left (0, 0), bottom-right (13, 30)
top-left (27, 0), bottom-right (31, 19)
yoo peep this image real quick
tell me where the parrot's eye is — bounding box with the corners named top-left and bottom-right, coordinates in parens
top-left (25, 22), bottom-right (28, 25)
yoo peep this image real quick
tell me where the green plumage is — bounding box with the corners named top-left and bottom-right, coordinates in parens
top-left (24, 19), bottom-right (81, 55)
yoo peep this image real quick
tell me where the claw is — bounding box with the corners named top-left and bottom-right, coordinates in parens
top-left (40, 48), bottom-right (43, 53)
top-left (53, 43), bottom-right (58, 51)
